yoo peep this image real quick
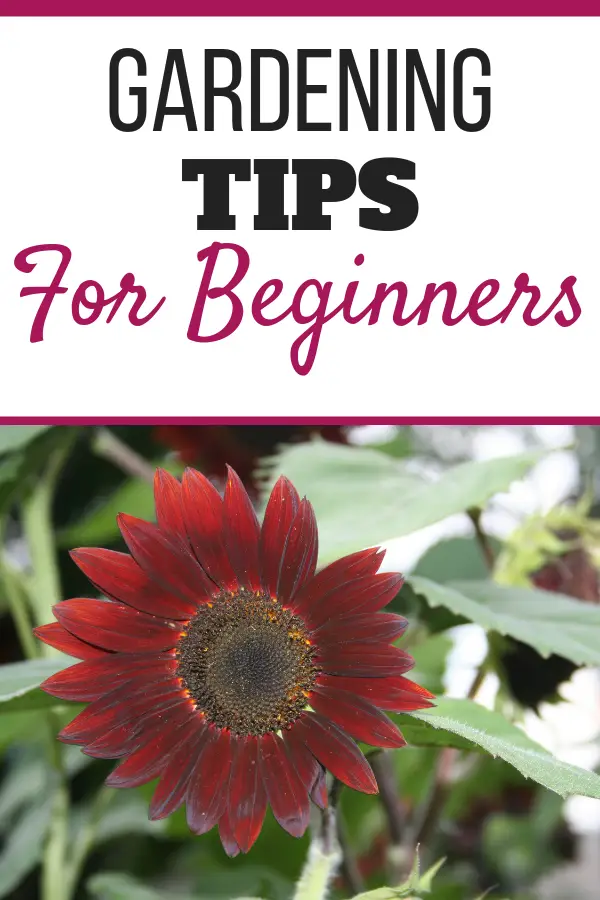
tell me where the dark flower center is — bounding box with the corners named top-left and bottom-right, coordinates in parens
top-left (176, 590), bottom-right (317, 736)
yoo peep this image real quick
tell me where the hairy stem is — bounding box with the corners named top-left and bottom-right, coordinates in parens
top-left (294, 785), bottom-right (343, 900)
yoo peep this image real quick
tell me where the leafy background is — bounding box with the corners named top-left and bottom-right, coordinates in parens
top-left (1, 423), bottom-right (599, 900)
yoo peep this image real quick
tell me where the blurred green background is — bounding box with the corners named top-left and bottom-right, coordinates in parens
top-left (1, 423), bottom-right (599, 900)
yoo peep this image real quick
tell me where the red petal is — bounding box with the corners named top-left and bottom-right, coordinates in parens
top-left (33, 623), bottom-right (107, 659)
top-left (259, 733), bottom-right (310, 838)
top-left (316, 643), bottom-right (413, 677)
top-left (290, 713), bottom-right (378, 794)
top-left (186, 727), bottom-right (232, 835)
top-left (260, 476), bottom-right (300, 599)
top-left (314, 612), bottom-right (408, 645)
top-left (181, 468), bottom-right (237, 591)
top-left (311, 767), bottom-right (328, 810)
top-left (316, 674), bottom-right (434, 712)
top-left (149, 719), bottom-right (209, 819)
top-left (70, 548), bottom-right (197, 620)
top-left (283, 728), bottom-right (327, 809)
top-left (228, 735), bottom-right (267, 853)
top-left (310, 685), bottom-right (406, 749)
top-left (154, 469), bottom-right (188, 544)
top-left (82, 695), bottom-right (190, 758)
top-left (53, 599), bottom-right (178, 653)
top-left (305, 574), bottom-right (404, 629)
top-left (106, 709), bottom-right (197, 787)
top-left (291, 547), bottom-right (384, 619)
top-left (223, 466), bottom-right (261, 593)
top-left (277, 499), bottom-right (318, 605)
top-left (219, 807), bottom-right (241, 858)
top-left (59, 677), bottom-right (182, 742)
top-left (117, 513), bottom-right (216, 603)
top-left (41, 653), bottom-right (177, 701)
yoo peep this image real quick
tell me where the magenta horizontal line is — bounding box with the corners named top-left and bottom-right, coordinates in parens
top-left (2, 1), bottom-right (599, 13)
top-left (0, 417), bottom-right (596, 425)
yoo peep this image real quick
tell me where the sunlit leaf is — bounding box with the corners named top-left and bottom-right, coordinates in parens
top-left (0, 657), bottom-right (73, 710)
top-left (411, 577), bottom-right (600, 666)
top-left (262, 442), bottom-right (542, 564)
top-left (405, 697), bottom-right (600, 799)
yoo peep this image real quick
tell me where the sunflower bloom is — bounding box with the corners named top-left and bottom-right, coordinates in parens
top-left (35, 467), bottom-right (433, 855)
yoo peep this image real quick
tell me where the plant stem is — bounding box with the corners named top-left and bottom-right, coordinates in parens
top-left (371, 751), bottom-right (408, 885)
top-left (22, 444), bottom-right (70, 631)
top-left (93, 427), bottom-right (155, 484)
top-left (329, 778), bottom-right (364, 896)
top-left (22, 456), bottom-right (73, 900)
top-left (468, 507), bottom-right (496, 572)
top-left (0, 549), bottom-right (38, 658)
top-left (294, 807), bottom-right (342, 900)
top-left (42, 773), bottom-right (70, 900)
top-left (294, 782), bottom-right (344, 900)
top-left (65, 786), bottom-right (113, 897)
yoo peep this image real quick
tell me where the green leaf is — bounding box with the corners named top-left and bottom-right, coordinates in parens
top-left (0, 656), bottom-right (73, 708)
top-left (88, 873), bottom-right (170, 900)
top-left (349, 888), bottom-right (414, 900)
top-left (405, 697), bottom-right (600, 799)
top-left (349, 853), bottom-right (445, 899)
top-left (0, 426), bottom-right (51, 456)
top-left (262, 442), bottom-right (541, 564)
top-left (0, 426), bottom-right (76, 514)
top-left (87, 873), bottom-right (206, 900)
top-left (395, 713), bottom-right (475, 751)
top-left (416, 857), bottom-right (447, 891)
top-left (60, 458), bottom-right (182, 547)
top-left (413, 537), bottom-right (501, 584)
top-left (409, 633), bottom-right (454, 696)
top-left (0, 796), bottom-right (53, 898)
top-left (411, 577), bottom-right (600, 666)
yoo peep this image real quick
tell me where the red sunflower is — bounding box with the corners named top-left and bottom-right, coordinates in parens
top-left (35, 467), bottom-right (433, 856)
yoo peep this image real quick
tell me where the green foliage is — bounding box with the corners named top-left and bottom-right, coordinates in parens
top-left (0, 657), bottom-right (73, 710)
top-left (411, 577), bottom-right (600, 666)
top-left (1, 426), bottom-right (598, 900)
top-left (405, 698), bottom-right (600, 799)
top-left (0, 795), bottom-right (54, 898)
top-left (413, 538), bottom-right (501, 584)
top-left (350, 854), bottom-right (446, 898)
top-left (262, 442), bottom-right (541, 564)
top-left (0, 426), bottom-right (51, 456)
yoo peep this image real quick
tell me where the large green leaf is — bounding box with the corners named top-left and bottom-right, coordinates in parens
top-left (0, 657), bottom-right (73, 710)
top-left (411, 577), bottom-right (600, 666)
top-left (0, 796), bottom-right (53, 898)
top-left (88, 874), bottom-right (174, 900)
top-left (88, 873), bottom-right (264, 900)
top-left (0, 426), bottom-right (51, 456)
top-left (262, 443), bottom-right (541, 564)
top-left (404, 697), bottom-right (600, 799)
top-left (412, 537), bottom-right (501, 584)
